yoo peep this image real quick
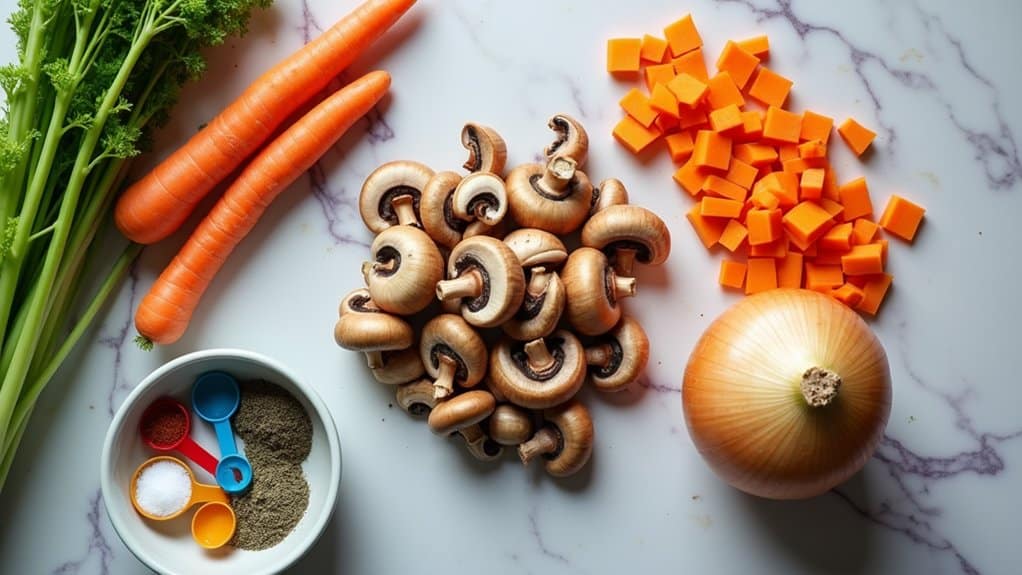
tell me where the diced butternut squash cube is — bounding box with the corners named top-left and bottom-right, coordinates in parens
top-left (619, 88), bottom-right (659, 127)
top-left (831, 283), bottom-right (865, 307)
top-left (640, 34), bottom-right (669, 63)
top-left (747, 66), bottom-right (792, 108)
top-left (672, 48), bottom-right (709, 81)
top-left (750, 235), bottom-right (788, 258)
top-left (715, 41), bottom-right (760, 88)
top-left (821, 164), bottom-right (840, 201)
top-left (664, 14), bottom-right (703, 57)
top-left (841, 243), bottom-right (884, 275)
top-left (747, 208), bottom-right (783, 245)
top-left (783, 201), bottom-right (834, 245)
top-left (749, 189), bottom-right (780, 210)
top-left (878, 194), bottom-right (925, 241)
top-left (673, 159), bottom-right (714, 195)
top-left (724, 156), bottom-right (757, 190)
top-left (686, 203), bottom-right (728, 248)
top-left (667, 73), bottom-right (709, 108)
top-left (800, 110), bottom-right (833, 144)
top-left (701, 196), bottom-right (743, 218)
top-left (798, 139), bottom-right (827, 159)
top-left (782, 158), bottom-right (816, 174)
top-left (607, 38), bottom-right (642, 73)
top-left (754, 171), bottom-right (799, 208)
top-left (665, 131), bottom-right (695, 163)
top-left (777, 252), bottom-right (803, 288)
top-left (855, 273), bottom-right (893, 315)
top-left (678, 105), bottom-right (709, 129)
top-left (706, 72), bottom-right (746, 109)
top-left (655, 113), bottom-right (680, 135)
top-left (703, 175), bottom-right (748, 201)
top-left (613, 116), bottom-right (661, 154)
top-left (818, 197), bottom-right (844, 219)
top-left (778, 143), bottom-right (799, 162)
top-left (745, 258), bottom-right (777, 294)
top-left (719, 219), bottom-right (749, 253)
top-left (649, 83), bottom-right (679, 118)
top-left (800, 168), bottom-right (825, 201)
top-left (819, 221), bottom-right (853, 252)
top-left (719, 260), bottom-right (747, 290)
top-left (709, 104), bottom-right (744, 134)
top-left (851, 218), bottom-right (879, 244)
top-left (805, 262), bottom-right (843, 291)
top-left (736, 35), bottom-right (770, 59)
top-left (692, 130), bottom-right (732, 170)
top-left (740, 110), bottom-right (763, 140)
top-left (838, 176), bottom-right (874, 220)
top-left (762, 106), bottom-right (802, 143)
top-left (644, 63), bottom-right (676, 92)
top-left (837, 117), bottom-right (876, 156)
top-left (733, 142), bottom-right (777, 166)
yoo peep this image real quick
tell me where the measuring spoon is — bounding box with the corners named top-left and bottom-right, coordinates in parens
top-left (191, 371), bottom-right (252, 495)
top-left (129, 456), bottom-right (237, 548)
top-left (139, 397), bottom-right (219, 476)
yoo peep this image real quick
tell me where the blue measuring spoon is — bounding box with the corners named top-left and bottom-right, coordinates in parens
top-left (191, 371), bottom-right (252, 495)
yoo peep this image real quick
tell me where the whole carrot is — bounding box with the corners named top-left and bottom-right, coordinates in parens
top-left (115, 0), bottom-right (416, 245)
top-left (134, 70), bottom-right (390, 347)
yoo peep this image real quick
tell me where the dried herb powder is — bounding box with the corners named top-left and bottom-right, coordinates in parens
top-left (230, 380), bottom-right (313, 550)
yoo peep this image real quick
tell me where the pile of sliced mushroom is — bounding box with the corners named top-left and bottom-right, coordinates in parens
top-left (335, 114), bottom-right (670, 478)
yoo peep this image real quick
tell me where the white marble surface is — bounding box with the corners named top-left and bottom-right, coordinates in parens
top-left (1, 0), bottom-right (1021, 573)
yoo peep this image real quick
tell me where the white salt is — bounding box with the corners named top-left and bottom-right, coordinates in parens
top-left (135, 460), bottom-right (192, 517)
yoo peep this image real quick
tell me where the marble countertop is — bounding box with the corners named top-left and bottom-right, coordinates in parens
top-left (1, 0), bottom-right (1020, 573)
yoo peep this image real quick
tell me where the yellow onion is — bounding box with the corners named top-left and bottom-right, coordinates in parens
top-left (683, 289), bottom-right (891, 500)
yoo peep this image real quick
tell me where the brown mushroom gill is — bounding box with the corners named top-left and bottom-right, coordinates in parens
top-left (585, 337), bottom-right (623, 379)
top-left (512, 337), bottom-right (566, 380)
top-left (442, 255), bottom-right (491, 312)
top-left (377, 188), bottom-right (422, 228)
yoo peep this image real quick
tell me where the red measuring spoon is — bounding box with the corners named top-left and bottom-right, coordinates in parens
top-left (139, 397), bottom-right (218, 475)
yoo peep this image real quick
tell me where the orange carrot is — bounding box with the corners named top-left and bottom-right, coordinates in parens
top-left (115, 0), bottom-right (415, 245)
top-left (134, 71), bottom-right (390, 346)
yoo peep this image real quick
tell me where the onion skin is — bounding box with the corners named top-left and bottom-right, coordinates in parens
top-left (683, 289), bottom-right (891, 500)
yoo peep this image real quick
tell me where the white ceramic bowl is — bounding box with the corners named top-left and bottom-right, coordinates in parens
top-left (101, 349), bottom-right (341, 575)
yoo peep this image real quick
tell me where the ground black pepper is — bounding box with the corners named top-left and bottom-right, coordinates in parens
top-left (229, 380), bottom-right (313, 550)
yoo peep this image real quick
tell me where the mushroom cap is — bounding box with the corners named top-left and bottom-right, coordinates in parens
top-left (488, 404), bottom-right (534, 446)
top-left (334, 289), bottom-right (414, 352)
top-left (488, 330), bottom-right (586, 410)
top-left (395, 379), bottom-right (437, 417)
top-left (581, 204), bottom-right (671, 270)
top-left (419, 314), bottom-right (488, 389)
top-left (439, 236), bottom-right (525, 328)
top-left (427, 389), bottom-right (496, 435)
top-left (359, 160), bottom-right (434, 233)
top-left (371, 347), bottom-right (426, 385)
top-left (420, 170), bottom-right (467, 249)
top-left (586, 315), bottom-right (650, 392)
top-left (562, 247), bottom-right (634, 336)
top-left (502, 228), bottom-right (568, 269)
top-left (463, 217), bottom-right (508, 241)
top-left (501, 269), bottom-right (565, 341)
top-left (365, 225), bottom-right (445, 315)
top-left (505, 157), bottom-right (593, 235)
top-left (452, 172), bottom-right (507, 226)
top-left (461, 123), bottom-right (507, 176)
top-left (544, 114), bottom-right (589, 168)
top-left (537, 400), bottom-right (594, 477)
top-left (590, 178), bottom-right (630, 216)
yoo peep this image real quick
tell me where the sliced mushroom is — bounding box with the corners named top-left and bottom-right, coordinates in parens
top-left (505, 155), bottom-right (593, 234)
top-left (420, 171), bottom-right (467, 249)
top-left (585, 315), bottom-right (650, 392)
top-left (427, 389), bottom-right (496, 435)
top-left (359, 160), bottom-right (434, 233)
top-left (452, 172), bottom-right (507, 227)
top-left (488, 331), bottom-right (586, 409)
top-left (589, 178), bottom-right (630, 216)
top-left (502, 228), bottom-right (568, 269)
top-left (518, 400), bottom-right (594, 477)
top-left (581, 204), bottom-right (671, 276)
top-left (562, 247), bottom-right (636, 336)
top-left (362, 225), bottom-right (444, 315)
top-left (435, 236), bottom-right (525, 328)
top-left (501, 267), bottom-right (565, 340)
top-left (334, 288), bottom-right (414, 369)
top-left (544, 114), bottom-right (588, 168)
top-left (419, 314), bottom-right (488, 399)
top-left (371, 347), bottom-right (426, 385)
top-left (461, 122), bottom-right (507, 175)
top-left (458, 423), bottom-right (504, 461)
top-left (396, 378), bottom-right (438, 417)
top-left (488, 404), bottom-right (534, 446)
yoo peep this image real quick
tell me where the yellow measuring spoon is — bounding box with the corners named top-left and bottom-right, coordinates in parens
top-left (130, 456), bottom-right (237, 548)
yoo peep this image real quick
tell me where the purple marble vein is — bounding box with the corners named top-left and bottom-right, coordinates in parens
top-left (100, 261), bottom-right (140, 416)
top-left (528, 508), bottom-right (571, 565)
top-left (51, 490), bottom-right (113, 575)
top-left (714, 0), bottom-right (1021, 191)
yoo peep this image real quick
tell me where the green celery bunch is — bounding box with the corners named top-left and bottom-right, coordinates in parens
top-left (0, 0), bottom-right (270, 491)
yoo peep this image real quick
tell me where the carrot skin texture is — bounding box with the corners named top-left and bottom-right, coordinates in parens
top-left (115, 0), bottom-right (416, 244)
top-left (135, 71), bottom-right (391, 345)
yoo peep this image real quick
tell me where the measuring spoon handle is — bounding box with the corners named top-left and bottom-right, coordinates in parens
top-left (190, 482), bottom-right (228, 507)
top-left (212, 420), bottom-right (239, 458)
top-left (177, 436), bottom-right (219, 476)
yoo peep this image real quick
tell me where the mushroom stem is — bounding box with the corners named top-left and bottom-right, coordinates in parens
top-left (391, 194), bottom-right (419, 227)
top-left (365, 351), bottom-right (385, 370)
top-left (436, 269), bottom-right (483, 301)
top-left (801, 366), bottom-right (842, 407)
top-left (433, 355), bottom-right (459, 400)
top-left (540, 156), bottom-right (576, 195)
top-left (614, 275), bottom-right (637, 299)
top-left (524, 338), bottom-right (556, 371)
top-left (518, 427), bottom-right (559, 465)
top-left (611, 248), bottom-right (638, 276)
top-left (459, 424), bottom-right (504, 461)
top-left (584, 343), bottom-right (615, 368)
top-left (527, 267), bottom-right (552, 294)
